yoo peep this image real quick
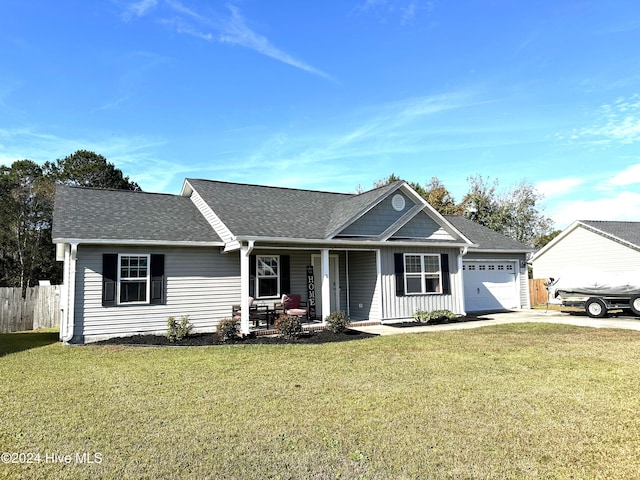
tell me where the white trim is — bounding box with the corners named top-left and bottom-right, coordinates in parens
top-left (311, 253), bottom-right (340, 320)
top-left (230, 235), bottom-right (471, 250)
top-left (53, 238), bottom-right (223, 247)
top-left (117, 254), bottom-right (151, 305)
top-left (255, 254), bottom-right (281, 299)
top-left (403, 253), bottom-right (443, 295)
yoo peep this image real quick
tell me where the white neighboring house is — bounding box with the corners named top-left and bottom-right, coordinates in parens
top-left (531, 220), bottom-right (640, 280)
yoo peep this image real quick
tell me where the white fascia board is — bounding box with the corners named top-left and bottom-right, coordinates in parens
top-left (179, 179), bottom-right (194, 197)
top-left (230, 235), bottom-right (472, 250)
top-left (397, 183), bottom-right (475, 246)
top-left (467, 248), bottom-right (535, 254)
top-left (52, 238), bottom-right (224, 247)
top-left (377, 204), bottom-right (428, 241)
top-left (579, 222), bottom-right (640, 252)
top-left (529, 220), bottom-right (582, 263)
top-left (324, 182), bottom-right (405, 239)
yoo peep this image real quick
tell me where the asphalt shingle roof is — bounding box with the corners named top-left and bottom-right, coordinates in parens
top-left (186, 178), bottom-right (402, 239)
top-left (52, 185), bottom-right (222, 243)
top-left (580, 220), bottom-right (640, 248)
top-left (445, 215), bottom-right (533, 252)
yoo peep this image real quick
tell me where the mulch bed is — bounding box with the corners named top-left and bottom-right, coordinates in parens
top-left (93, 328), bottom-right (377, 346)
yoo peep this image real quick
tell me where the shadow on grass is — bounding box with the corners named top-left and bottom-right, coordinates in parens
top-left (0, 330), bottom-right (59, 357)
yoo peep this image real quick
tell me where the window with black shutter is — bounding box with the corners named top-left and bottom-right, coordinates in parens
top-left (102, 253), bottom-right (165, 306)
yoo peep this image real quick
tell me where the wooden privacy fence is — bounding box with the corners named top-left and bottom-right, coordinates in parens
top-left (529, 279), bottom-right (549, 306)
top-left (0, 285), bottom-right (61, 333)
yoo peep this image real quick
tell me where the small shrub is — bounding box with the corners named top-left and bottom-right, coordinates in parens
top-left (413, 309), bottom-right (457, 324)
top-left (325, 310), bottom-right (350, 334)
top-left (216, 318), bottom-right (240, 342)
top-left (166, 316), bottom-right (193, 342)
top-left (275, 314), bottom-right (302, 339)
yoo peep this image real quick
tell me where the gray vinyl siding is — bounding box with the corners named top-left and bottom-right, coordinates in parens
top-left (347, 251), bottom-right (379, 321)
top-left (380, 247), bottom-right (463, 320)
top-left (392, 211), bottom-right (455, 240)
top-left (74, 245), bottom-right (240, 342)
top-left (338, 192), bottom-right (414, 237)
top-left (532, 226), bottom-right (640, 279)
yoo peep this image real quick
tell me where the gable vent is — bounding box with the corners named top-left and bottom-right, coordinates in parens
top-left (391, 194), bottom-right (406, 212)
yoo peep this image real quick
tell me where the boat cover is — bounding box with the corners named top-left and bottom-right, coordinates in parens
top-left (546, 268), bottom-right (640, 300)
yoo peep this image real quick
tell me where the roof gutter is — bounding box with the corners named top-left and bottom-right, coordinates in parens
top-left (52, 238), bottom-right (224, 247)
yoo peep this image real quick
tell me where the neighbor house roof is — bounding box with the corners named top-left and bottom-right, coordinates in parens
top-left (52, 185), bottom-right (222, 244)
top-left (530, 220), bottom-right (640, 262)
top-left (580, 220), bottom-right (640, 249)
top-left (445, 215), bottom-right (533, 252)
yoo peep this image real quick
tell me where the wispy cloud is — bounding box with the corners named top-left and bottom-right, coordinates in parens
top-left (535, 178), bottom-right (584, 198)
top-left (549, 191), bottom-right (640, 228)
top-left (122, 0), bottom-right (158, 21)
top-left (122, 1), bottom-right (334, 81)
top-left (560, 94), bottom-right (640, 145)
top-left (608, 162), bottom-right (640, 186)
top-left (218, 5), bottom-right (335, 82)
top-left (353, 0), bottom-right (435, 25)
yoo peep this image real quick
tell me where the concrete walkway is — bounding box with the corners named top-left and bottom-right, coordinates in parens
top-left (351, 309), bottom-right (640, 336)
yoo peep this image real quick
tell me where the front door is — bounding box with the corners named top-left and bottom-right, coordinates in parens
top-left (311, 254), bottom-right (340, 320)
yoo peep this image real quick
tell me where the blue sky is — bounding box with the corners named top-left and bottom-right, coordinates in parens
top-left (1, 1), bottom-right (640, 229)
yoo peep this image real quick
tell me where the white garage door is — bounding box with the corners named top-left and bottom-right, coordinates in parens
top-left (463, 261), bottom-right (519, 312)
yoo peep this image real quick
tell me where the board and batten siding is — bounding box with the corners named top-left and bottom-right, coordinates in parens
top-left (533, 226), bottom-right (640, 279)
top-left (347, 251), bottom-right (380, 321)
top-left (74, 245), bottom-right (240, 341)
top-left (380, 247), bottom-right (463, 320)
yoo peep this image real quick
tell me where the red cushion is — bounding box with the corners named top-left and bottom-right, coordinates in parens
top-left (286, 308), bottom-right (306, 316)
top-left (282, 294), bottom-right (300, 309)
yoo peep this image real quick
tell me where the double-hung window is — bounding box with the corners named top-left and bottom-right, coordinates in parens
top-left (256, 255), bottom-right (279, 298)
top-left (404, 254), bottom-right (442, 294)
top-left (102, 253), bottom-right (164, 306)
top-left (119, 254), bottom-right (150, 303)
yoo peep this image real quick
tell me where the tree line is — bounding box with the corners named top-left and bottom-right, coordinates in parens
top-left (370, 174), bottom-right (560, 249)
top-left (1, 151), bottom-right (558, 292)
top-left (0, 150), bottom-right (139, 293)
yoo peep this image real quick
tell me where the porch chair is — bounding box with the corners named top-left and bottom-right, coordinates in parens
top-left (232, 297), bottom-right (271, 328)
top-left (274, 293), bottom-right (308, 321)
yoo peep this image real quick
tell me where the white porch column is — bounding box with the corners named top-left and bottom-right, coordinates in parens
top-left (321, 248), bottom-right (330, 324)
top-left (240, 243), bottom-right (251, 335)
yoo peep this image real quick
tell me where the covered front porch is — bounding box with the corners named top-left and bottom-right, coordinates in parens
top-left (235, 243), bottom-right (381, 335)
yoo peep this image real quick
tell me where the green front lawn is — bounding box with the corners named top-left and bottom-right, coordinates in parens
top-left (1, 324), bottom-right (639, 479)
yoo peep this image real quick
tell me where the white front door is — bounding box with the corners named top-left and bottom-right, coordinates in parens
top-left (311, 254), bottom-right (340, 320)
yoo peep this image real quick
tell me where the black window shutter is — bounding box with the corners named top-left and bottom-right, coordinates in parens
top-left (394, 253), bottom-right (405, 296)
top-left (249, 255), bottom-right (256, 298)
top-left (440, 253), bottom-right (451, 295)
top-left (280, 255), bottom-right (290, 295)
top-left (102, 254), bottom-right (118, 306)
top-left (150, 254), bottom-right (165, 304)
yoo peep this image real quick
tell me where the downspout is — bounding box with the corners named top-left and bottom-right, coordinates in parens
top-left (62, 243), bottom-right (78, 343)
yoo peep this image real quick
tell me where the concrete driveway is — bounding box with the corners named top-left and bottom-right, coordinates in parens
top-left (352, 309), bottom-right (640, 336)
